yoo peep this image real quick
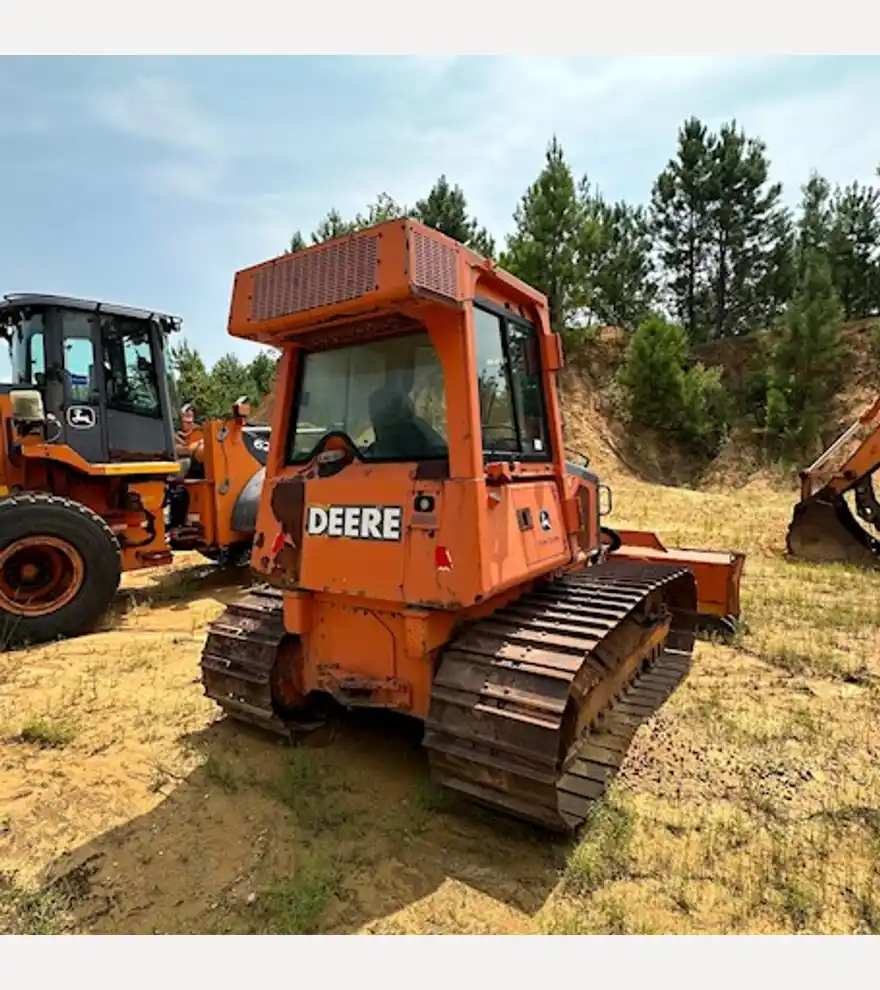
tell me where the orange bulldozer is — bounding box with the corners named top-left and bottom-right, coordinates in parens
top-left (199, 220), bottom-right (745, 832)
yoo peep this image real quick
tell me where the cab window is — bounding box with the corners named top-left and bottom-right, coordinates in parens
top-left (473, 303), bottom-right (551, 460)
top-left (99, 314), bottom-right (162, 418)
top-left (288, 330), bottom-right (448, 463)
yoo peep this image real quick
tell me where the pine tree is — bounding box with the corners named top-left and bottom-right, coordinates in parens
top-left (501, 136), bottom-right (589, 333)
top-left (309, 194), bottom-right (406, 245)
top-left (618, 315), bottom-right (688, 430)
top-left (209, 354), bottom-right (256, 417)
top-left (286, 231), bottom-right (306, 253)
top-left (826, 180), bottom-right (880, 319)
top-left (247, 351), bottom-right (278, 404)
top-left (705, 121), bottom-right (790, 337)
top-left (311, 208), bottom-right (357, 244)
top-left (763, 250), bottom-right (845, 456)
top-left (169, 341), bottom-right (215, 416)
top-left (619, 314), bottom-right (729, 452)
top-left (357, 192), bottom-right (406, 228)
top-left (795, 172), bottom-right (832, 279)
top-left (650, 117), bottom-right (716, 342)
top-left (749, 206), bottom-right (796, 332)
top-left (412, 175), bottom-right (495, 256)
top-left (652, 117), bottom-right (791, 341)
top-left (584, 197), bottom-right (656, 329)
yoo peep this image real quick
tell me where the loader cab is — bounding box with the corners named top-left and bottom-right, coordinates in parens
top-left (1, 293), bottom-right (178, 464)
top-left (233, 219), bottom-right (578, 607)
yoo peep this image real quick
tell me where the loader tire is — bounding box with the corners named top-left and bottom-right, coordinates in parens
top-left (0, 493), bottom-right (122, 648)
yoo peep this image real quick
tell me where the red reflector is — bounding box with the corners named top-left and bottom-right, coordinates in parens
top-left (435, 546), bottom-right (453, 571)
top-left (270, 531), bottom-right (285, 555)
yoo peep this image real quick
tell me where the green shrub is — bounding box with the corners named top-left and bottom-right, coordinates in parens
top-left (618, 314), bottom-right (729, 453)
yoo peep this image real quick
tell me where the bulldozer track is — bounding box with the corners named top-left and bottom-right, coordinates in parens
top-left (423, 561), bottom-right (696, 832)
top-left (199, 561), bottom-right (696, 833)
top-left (200, 587), bottom-right (290, 736)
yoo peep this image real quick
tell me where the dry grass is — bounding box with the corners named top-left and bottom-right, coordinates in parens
top-left (0, 477), bottom-right (878, 934)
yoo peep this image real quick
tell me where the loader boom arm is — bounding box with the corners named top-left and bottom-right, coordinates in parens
top-left (787, 394), bottom-right (880, 568)
top-left (799, 395), bottom-right (880, 501)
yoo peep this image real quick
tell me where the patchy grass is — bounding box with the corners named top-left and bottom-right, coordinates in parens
top-left (0, 872), bottom-right (75, 934)
top-left (203, 754), bottom-right (238, 793)
top-left (562, 791), bottom-right (636, 895)
top-left (16, 715), bottom-right (77, 749)
top-left (267, 747), bottom-right (350, 830)
top-left (250, 857), bottom-right (342, 934)
top-left (0, 485), bottom-right (878, 934)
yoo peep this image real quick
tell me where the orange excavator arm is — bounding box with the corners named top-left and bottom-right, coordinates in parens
top-left (799, 395), bottom-right (880, 499)
top-left (787, 395), bottom-right (880, 567)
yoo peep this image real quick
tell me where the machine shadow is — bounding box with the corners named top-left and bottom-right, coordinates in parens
top-left (36, 707), bottom-right (565, 934)
top-left (108, 560), bottom-right (249, 615)
top-left (37, 657), bottom-right (694, 934)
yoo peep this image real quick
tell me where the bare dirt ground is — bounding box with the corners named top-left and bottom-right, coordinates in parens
top-left (1, 477), bottom-right (879, 934)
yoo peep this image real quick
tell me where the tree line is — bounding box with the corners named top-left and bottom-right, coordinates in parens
top-left (171, 115), bottom-right (880, 460)
top-left (168, 341), bottom-right (277, 421)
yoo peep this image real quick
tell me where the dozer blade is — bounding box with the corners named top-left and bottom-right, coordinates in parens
top-left (787, 494), bottom-right (880, 569)
top-left (606, 530), bottom-right (745, 636)
top-left (423, 559), bottom-right (698, 834)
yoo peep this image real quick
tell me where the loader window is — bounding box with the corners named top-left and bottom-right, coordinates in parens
top-left (474, 307), bottom-right (517, 453)
top-left (506, 317), bottom-right (551, 458)
top-left (288, 331), bottom-right (448, 463)
top-left (473, 304), bottom-right (551, 461)
top-left (99, 314), bottom-right (162, 419)
top-left (60, 309), bottom-right (99, 403)
top-left (11, 314), bottom-right (46, 386)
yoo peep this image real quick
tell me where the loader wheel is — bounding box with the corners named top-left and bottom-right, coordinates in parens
top-left (0, 493), bottom-right (122, 648)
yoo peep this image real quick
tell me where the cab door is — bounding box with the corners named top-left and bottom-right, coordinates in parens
top-left (55, 307), bottom-right (110, 464)
top-left (98, 311), bottom-right (175, 462)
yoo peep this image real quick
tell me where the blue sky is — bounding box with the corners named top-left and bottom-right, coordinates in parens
top-left (1, 55), bottom-right (879, 372)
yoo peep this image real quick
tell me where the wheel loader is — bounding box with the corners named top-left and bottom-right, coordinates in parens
top-left (199, 220), bottom-right (745, 833)
top-left (0, 293), bottom-right (270, 646)
top-left (787, 394), bottom-right (880, 568)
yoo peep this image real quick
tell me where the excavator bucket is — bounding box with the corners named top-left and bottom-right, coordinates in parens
top-left (786, 395), bottom-right (880, 570)
top-left (787, 493), bottom-right (880, 569)
top-left (607, 530), bottom-right (745, 635)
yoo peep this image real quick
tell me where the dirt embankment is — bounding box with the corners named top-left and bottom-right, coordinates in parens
top-left (559, 320), bottom-right (880, 493)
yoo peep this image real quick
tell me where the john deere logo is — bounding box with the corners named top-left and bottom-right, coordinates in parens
top-left (306, 504), bottom-right (402, 542)
top-left (66, 406), bottom-right (96, 429)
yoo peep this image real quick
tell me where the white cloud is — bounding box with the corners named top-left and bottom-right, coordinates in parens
top-left (83, 73), bottom-right (233, 200)
top-left (85, 74), bottom-right (224, 155)
top-left (352, 56), bottom-right (880, 241)
top-left (48, 56), bottom-right (880, 364)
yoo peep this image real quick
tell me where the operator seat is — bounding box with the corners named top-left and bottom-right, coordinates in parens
top-left (368, 384), bottom-right (447, 460)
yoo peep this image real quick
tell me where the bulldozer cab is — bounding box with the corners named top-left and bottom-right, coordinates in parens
top-left (232, 220), bottom-right (576, 608)
top-left (289, 303), bottom-right (548, 469)
top-left (0, 293), bottom-right (178, 465)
